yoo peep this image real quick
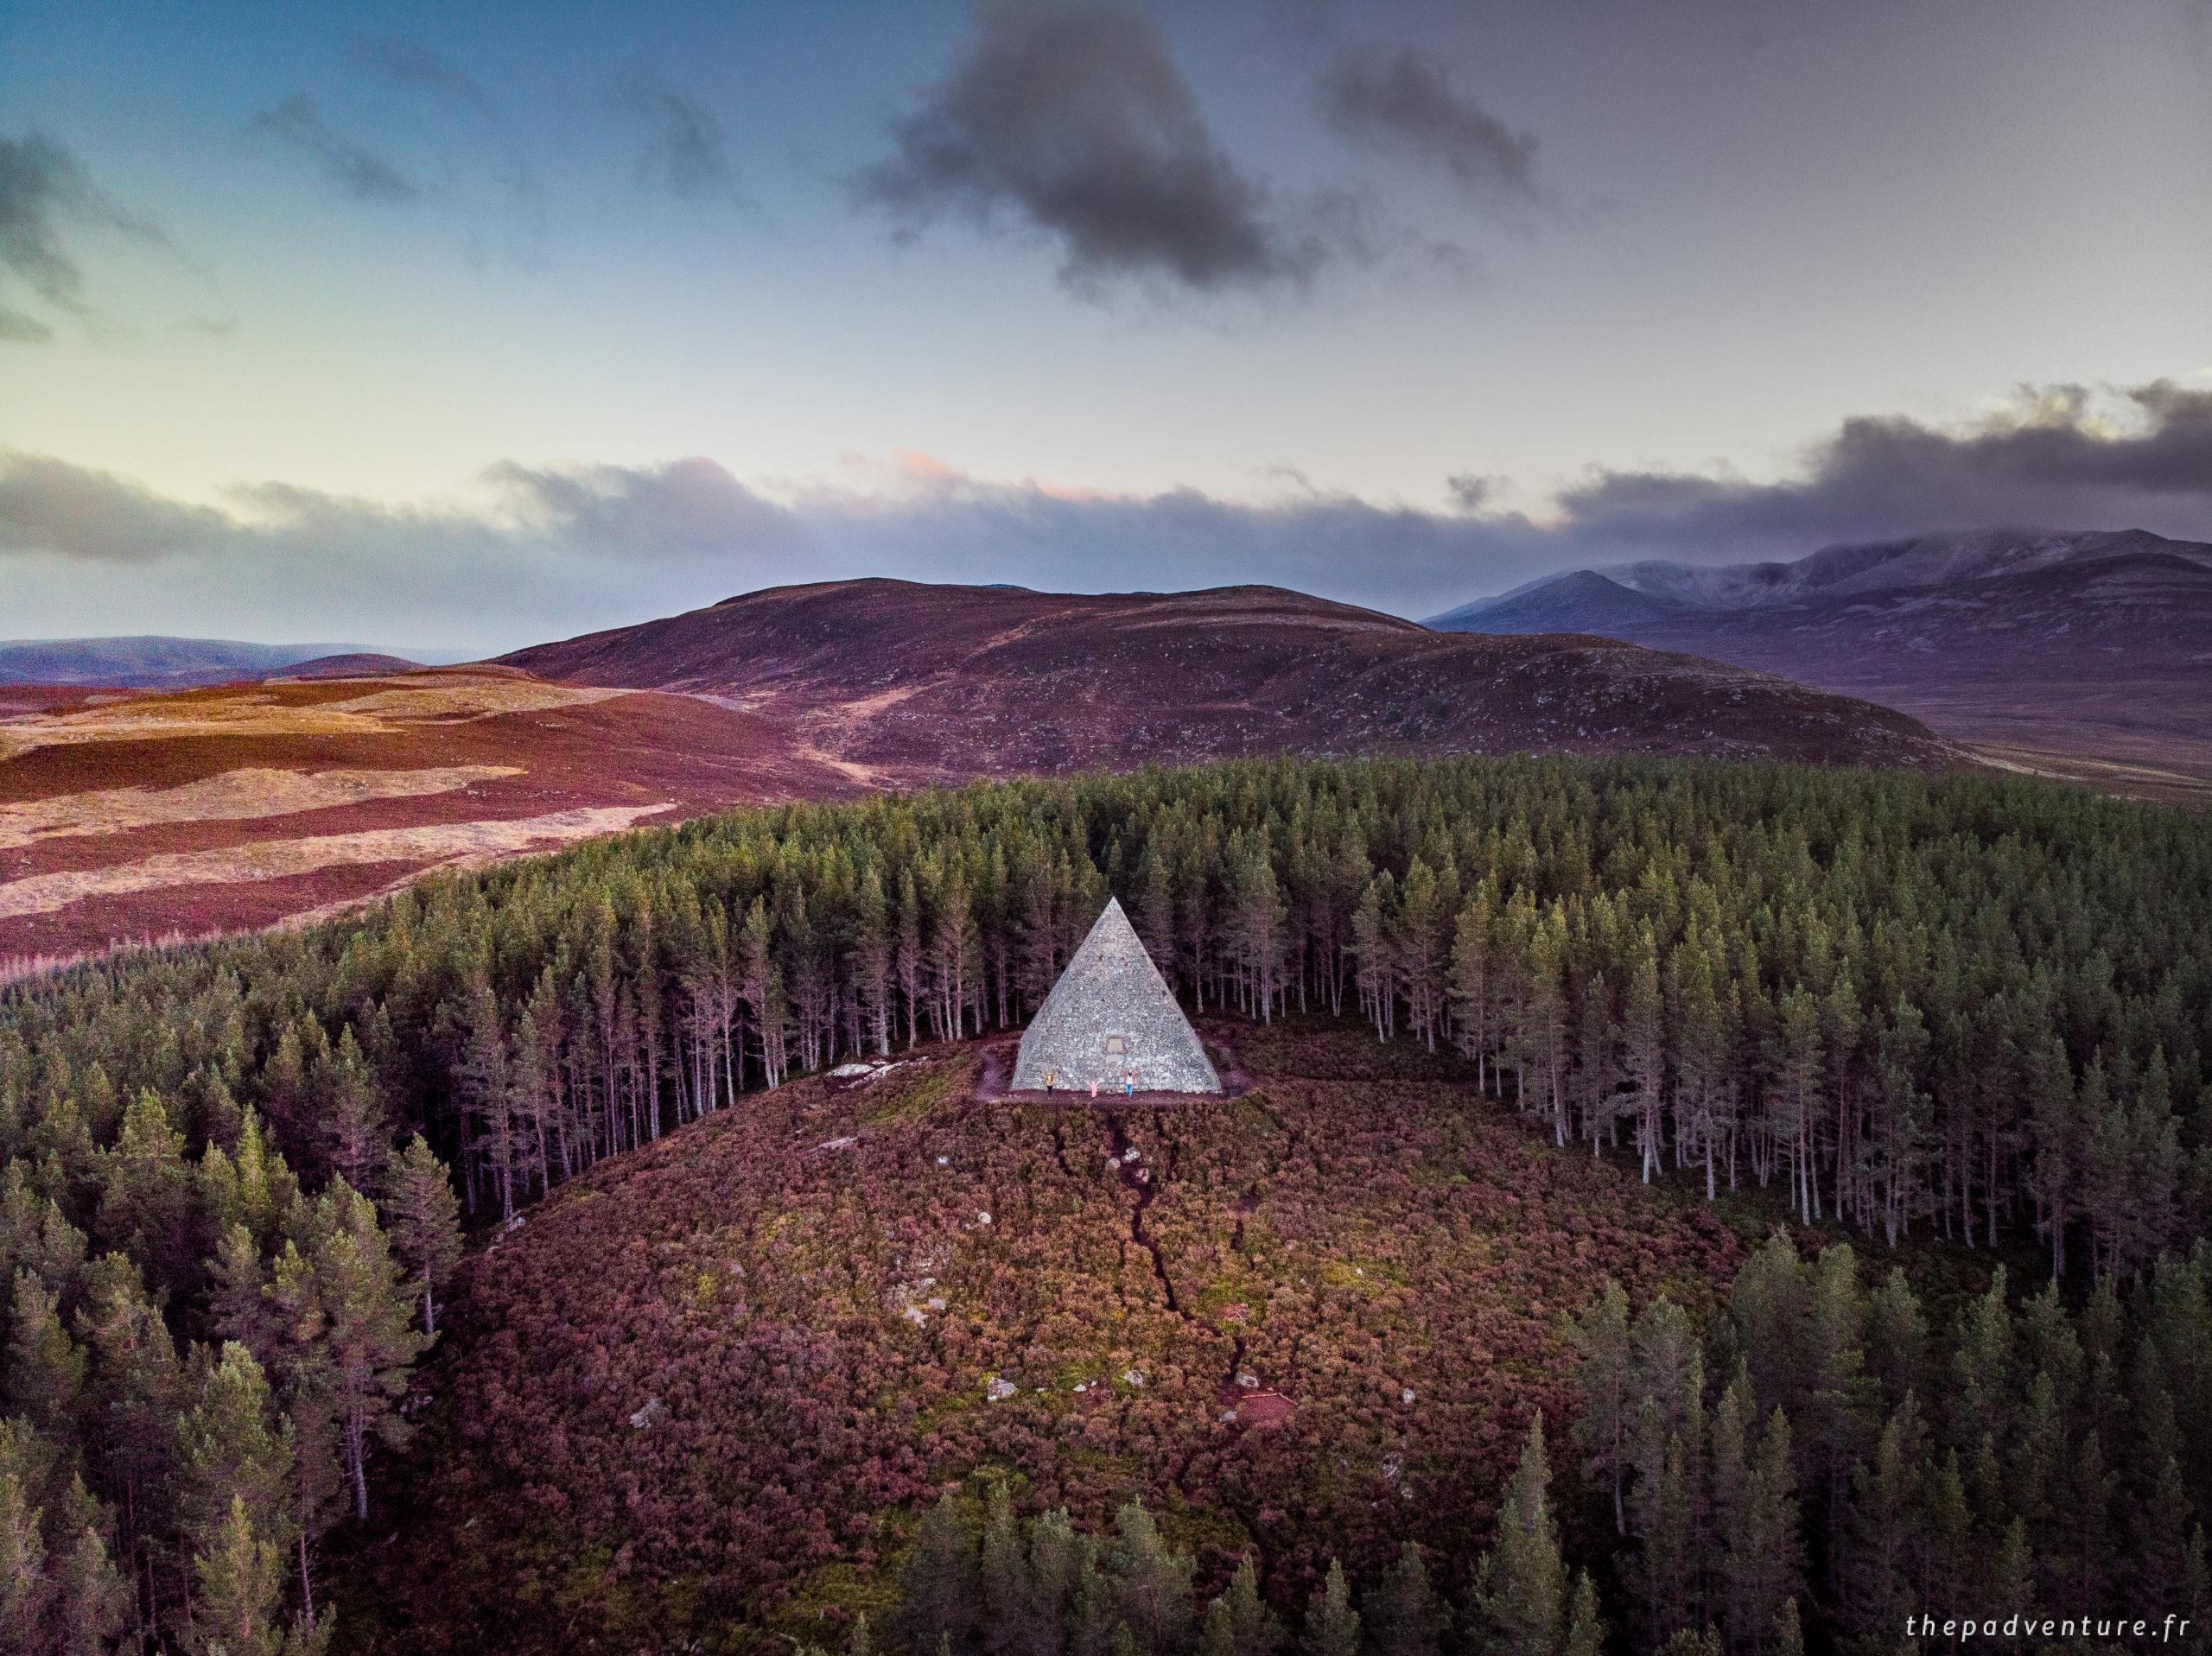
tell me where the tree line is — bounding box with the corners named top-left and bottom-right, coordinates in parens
top-left (849, 1233), bottom-right (2212, 1656)
top-left (1563, 1236), bottom-right (2211, 1653)
top-left (3, 753), bottom-right (2210, 1648)
top-left (876, 1424), bottom-right (1609, 1656)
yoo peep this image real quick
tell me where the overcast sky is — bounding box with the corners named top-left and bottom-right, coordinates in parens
top-left (3, 0), bottom-right (2209, 653)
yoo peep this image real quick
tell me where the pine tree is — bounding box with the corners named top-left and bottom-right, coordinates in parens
top-left (901, 1491), bottom-right (978, 1653)
top-left (1363, 1542), bottom-right (1446, 1656)
top-left (979, 1481), bottom-right (1031, 1656)
top-left (0, 1463), bottom-right (48, 1655)
top-left (303, 1181), bottom-right (427, 1521)
top-left (1302, 1561), bottom-right (1358, 1656)
top-left (382, 1137), bottom-right (461, 1337)
top-left (1624, 927), bottom-right (1666, 1180)
top-left (1568, 1280), bottom-right (1633, 1535)
top-left (1947, 1268), bottom-right (2011, 1453)
top-left (1199, 1555), bottom-right (1281, 1656)
top-left (1863, 1268), bottom-right (1927, 1415)
top-left (50, 1498), bottom-right (134, 1656)
top-left (96, 1088), bottom-right (194, 1295)
top-left (2070, 1431), bottom-right (2117, 1603)
top-left (192, 1494), bottom-right (285, 1656)
top-left (1724, 1409), bottom-right (1801, 1654)
top-left (1771, 1599), bottom-right (1804, 1656)
top-left (1108, 1501), bottom-right (1192, 1656)
top-left (1471, 1414), bottom-right (1567, 1656)
top-left (450, 974), bottom-right (513, 1218)
top-left (1840, 1395), bottom-right (1922, 1640)
top-left (1730, 1232), bottom-right (1807, 1423)
top-left (319, 1028), bottom-right (388, 1196)
top-left (1802, 1243), bottom-right (1873, 1533)
top-left (1989, 1518), bottom-right (2034, 1626)
top-left (1560, 1573), bottom-right (1604, 1656)
top-left (6, 1270), bottom-right (86, 1442)
top-left (75, 1255), bottom-right (182, 1585)
top-left (1024, 1508), bottom-right (1089, 1656)
top-left (176, 1342), bottom-right (296, 1569)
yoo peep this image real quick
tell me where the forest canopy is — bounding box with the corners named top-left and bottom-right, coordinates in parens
top-left (3, 753), bottom-right (2209, 1652)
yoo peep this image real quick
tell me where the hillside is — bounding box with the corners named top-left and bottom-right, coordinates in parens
top-left (343, 1018), bottom-right (1743, 1654)
top-left (0, 635), bottom-right (393, 688)
top-left (1430, 529), bottom-right (2212, 794)
top-left (2, 582), bottom-right (1950, 966)
top-left (0, 666), bottom-right (855, 967)
top-left (5, 754), bottom-right (2207, 1656)
top-left (499, 578), bottom-right (1948, 783)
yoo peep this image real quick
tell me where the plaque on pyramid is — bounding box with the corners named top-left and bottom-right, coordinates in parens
top-left (1013, 898), bottom-right (1222, 1094)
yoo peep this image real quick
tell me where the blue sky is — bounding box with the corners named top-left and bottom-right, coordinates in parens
top-left (3, 0), bottom-right (2209, 651)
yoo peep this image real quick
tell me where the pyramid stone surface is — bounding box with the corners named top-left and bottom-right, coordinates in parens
top-left (1013, 898), bottom-right (1222, 1094)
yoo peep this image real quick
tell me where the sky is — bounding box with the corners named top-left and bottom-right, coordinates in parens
top-left (3, 0), bottom-right (2209, 654)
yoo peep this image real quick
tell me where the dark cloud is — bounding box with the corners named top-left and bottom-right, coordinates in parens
top-left (857, 0), bottom-right (1325, 295)
top-left (0, 451), bottom-right (814, 649)
top-left (7, 381), bottom-right (2210, 648)
top-left (1554, 380), bottom-right (2212, 557)
top-left (1320, 44), bottom-right (1537, 200)
top-left (0, 452), bottom-right (231, 559)
top-left (3, 451), bottom-right (799, 570)
top-left (253, 94), bottom-right (418, 206)
top-left (346, 35), bottom-right (499, 120)
top-left (487, 458), bottom-right (796, 552)
top-left (1446, 472), bottom-right (1499, 511)
top-left (611, 79), bottom-right (736, 201)
top-left (0, 132), bottom-right (167, 344)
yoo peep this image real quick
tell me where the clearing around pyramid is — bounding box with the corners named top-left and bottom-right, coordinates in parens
top-left (1013, 898), bottom-right (1223, 1094)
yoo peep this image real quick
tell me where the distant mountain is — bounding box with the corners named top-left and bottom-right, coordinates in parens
top-left (1431, 568), bottom-right (1681, 635)
top-left (502, 577), bottom-right (1948, 777)
top-left (0, 636), bottom-right (393, 688)
top-left (1430, 530), bottom-right (2212, 790)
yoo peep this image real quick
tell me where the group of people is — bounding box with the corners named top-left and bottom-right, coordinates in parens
top-left (1040, 1067), bottom-right (1139, 1098)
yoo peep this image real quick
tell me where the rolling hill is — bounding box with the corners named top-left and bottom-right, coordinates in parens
top-left (499, 579), bottom-right (1948, 783)
top-left (1430, 528), bottom-right (2212, 794)
top-left (338, 1017), bottom-right (1743, 1655)
top-left (0, 635), bottom-right (412, 688)
top-left (1, 581), bottom-right (1950, 967)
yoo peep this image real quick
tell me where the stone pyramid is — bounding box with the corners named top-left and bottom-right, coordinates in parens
top-left (1013, 898), bottom-right (1221, 1094)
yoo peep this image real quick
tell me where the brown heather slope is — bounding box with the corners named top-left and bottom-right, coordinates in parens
top-left (0, 667), bottom-right (857, 965)
top-left (337, 1018), bottom-right (1743, 1655)
top-left (2, 582), bottom-right (1950, 966)
top-left (500, 579), bottom-right (1950, 783)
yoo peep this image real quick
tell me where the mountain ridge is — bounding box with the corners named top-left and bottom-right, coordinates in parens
top-left (1428, 528), bottom-right (2212, 790)
top-left (3, 578), bottom-right (1951, 964)
top-left (500, 577), bottom-right (1949, 782)
top-left (0, 635), bottom-right (418, 688)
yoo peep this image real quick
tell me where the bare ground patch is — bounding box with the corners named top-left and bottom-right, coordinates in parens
top-left (0, 764), bottom-right (522, 848)
top-left (0, 674), bottom-right (632, 761)
top-left (0, 803), bottom-right (670, 919)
